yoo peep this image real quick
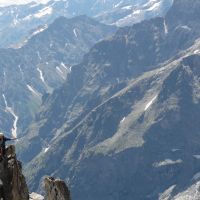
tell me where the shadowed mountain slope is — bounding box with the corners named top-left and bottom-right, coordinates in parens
top-left (17, 0), bottom-right (200, 199)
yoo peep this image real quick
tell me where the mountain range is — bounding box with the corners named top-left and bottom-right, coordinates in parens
top-left (0, 15), bottom-right (115, 137)
top-left (16, 0), bottom-right (200, 199)
top-left (0, 0), bottom-right (173, 48)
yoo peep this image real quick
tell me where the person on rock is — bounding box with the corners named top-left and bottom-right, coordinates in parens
top-left (0, 133), bottom-right (16, 158)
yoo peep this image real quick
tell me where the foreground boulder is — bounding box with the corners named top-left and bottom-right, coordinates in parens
top-left (0, 145), bottom-right (71, 200)
top-left (0, 145), bottom-right (29, 200)
top-left (44, 177), bottom-right (71, 200)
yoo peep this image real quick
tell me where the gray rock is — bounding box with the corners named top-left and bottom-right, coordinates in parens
top-left (0, 145), bottom-right (29, 200)
top-left (44, 177), bottom-right (71, 200)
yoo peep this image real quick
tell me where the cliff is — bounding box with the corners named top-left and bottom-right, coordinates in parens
top-left (44, 177), bottom-right (71, 200)
top-left (0, 145), bottom-right (29, 200)
top-left (0, 145), bottom-right (71, 200)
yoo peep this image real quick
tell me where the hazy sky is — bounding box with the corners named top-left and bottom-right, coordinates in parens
top-left (0, 0), bottom-right (50, 6)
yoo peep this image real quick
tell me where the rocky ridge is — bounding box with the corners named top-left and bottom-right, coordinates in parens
top-left (44, 177), bottom-right (71, 200)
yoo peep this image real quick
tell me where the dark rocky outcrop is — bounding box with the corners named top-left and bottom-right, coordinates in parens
top-left (0, 145), bottom-right (71, 200)
top-left (0, 145), bottom-right (29, 200)
top-left (44, 177), bottom-right (71, 200)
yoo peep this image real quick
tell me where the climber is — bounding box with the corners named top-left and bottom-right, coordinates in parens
top-left (0, 133), bottom-right (16, 158)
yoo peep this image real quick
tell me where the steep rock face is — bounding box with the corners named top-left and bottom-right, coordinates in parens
top-left (0, 145), bottom-right (29, 200)
top-left (0, 145), bottom-right (72, 200)
top-left (44, 177), bottom-right (71, 200)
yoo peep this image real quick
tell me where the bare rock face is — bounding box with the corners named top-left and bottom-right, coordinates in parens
top-left (44, 177), bottom-right (71, 200)
top-left (0, 145), bottom-right (71, 200)
top-left (0, 145), bottom-right (29, 200)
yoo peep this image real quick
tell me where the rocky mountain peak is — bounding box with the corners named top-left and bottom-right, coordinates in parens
top-left (0, 145), bottom-right (29, 200)
top-left (44, 177), bottom-right (71, 200)
top-left (0, 145), bottom-right (71, 200)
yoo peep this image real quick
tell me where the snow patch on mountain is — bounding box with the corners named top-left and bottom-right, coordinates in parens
top-left (146, 1), bottom-right (162, 11)
top-left (121, 5), bottom-right (132, 10)
top-left (164, 19), bottom-right (168, 34)
top-left (176, 25), bottom-right (192, 32)
top-left (171, 149), bottom-right (180, 152)
top-left (194, 50), bottom-right (200, 54)
top-left (2, 94), bottom-right (18, 138)
top-left (27, 84), bottom-right (41, 97)
top-left (56, 66), bottom-right (65, 79)
top-left (61, 62), bottom-right (71, 73)
top-left (12, 18), bottom-right (19, 26)
top-left (73, 28), bottom-right (78, 38)
top-left (23, 15), bottom-right (32, 21)
top-left (32, 24), bottom-right (48, 36)
top-left (60, 62), bottom-right (67, 70)
top-left (29, 192), bottom-right (44, 200)
top-left (120, 117), bottom-right (126, 123)
top-left (114, 1), bottom-right (123, 8)
top-left (193, 155), bottom-right (200, 159)
top-left (144, 95), bottom-right (157, 111)
top-left (44, 147), bottom-right (50, 153)
top-left (153, 159), bottom-right (183, 167)
top-left (159, 185), bottom-right (176, 200)
top-left (37, 51), bottom-right (42, 60)
top-left (37, 67), bottom-right (46, 84)
top-left (18, 65), bottom-right (24, 80)
top-left (34, 6), bottom-right (53, 18)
